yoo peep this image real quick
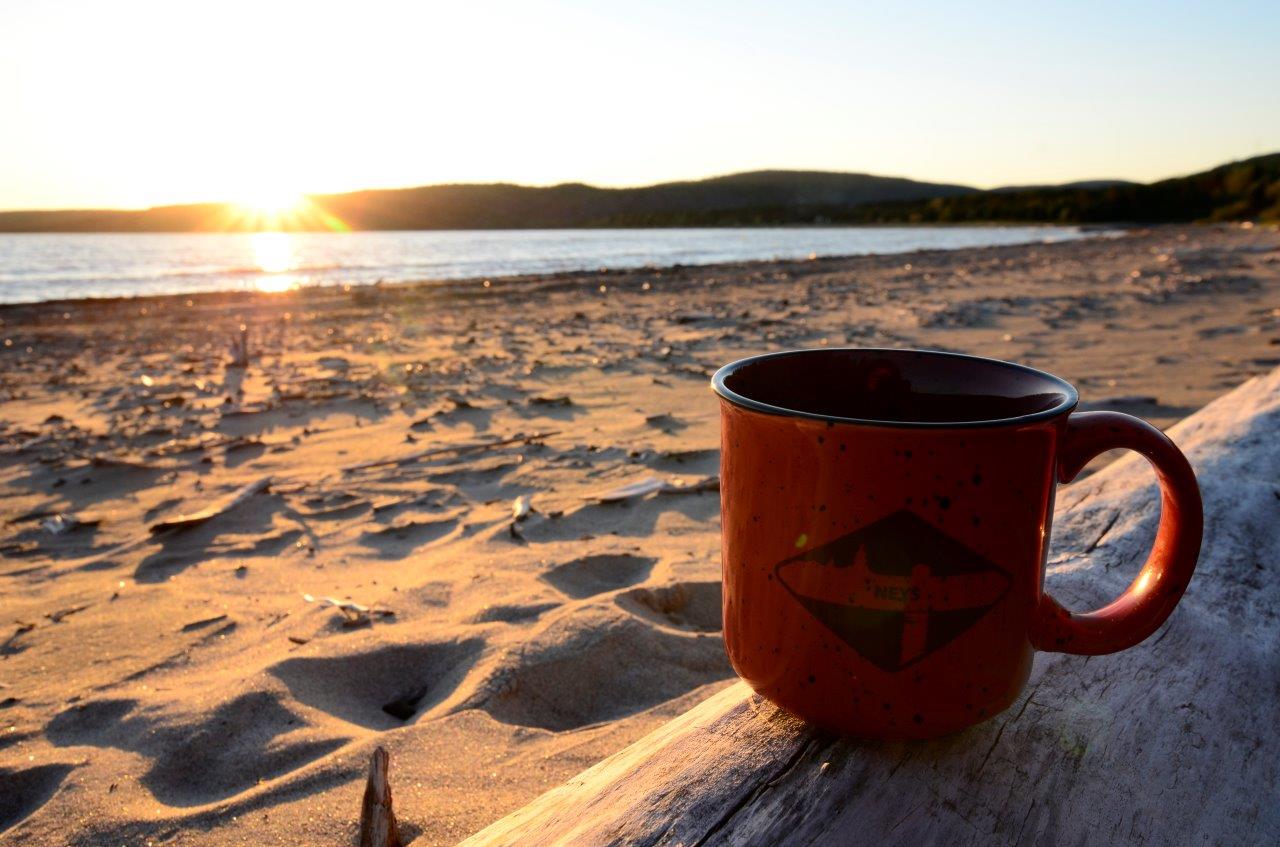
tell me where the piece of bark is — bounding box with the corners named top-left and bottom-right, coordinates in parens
top-left (179, 614), bottom-right (228, 632)
top-left (83, 452), bottom-right (184, 471)
top-left (594, 476), bottom-right (667, 503)
top-left (593, 474), bottom-right (719, 503)
top-left (301, 594), bottom-right (393, 627)
top-left (148, 476), bottom-right (271, 534)
top-left (360, 746), bottom-right (403, 847)
top-left (341, 431), bottom-right (560, 473)
top-left (461, 366), bottom-right (1280, 846)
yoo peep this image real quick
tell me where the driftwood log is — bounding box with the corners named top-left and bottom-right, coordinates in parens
top-left (462, 367), bottom-right (1280, 846)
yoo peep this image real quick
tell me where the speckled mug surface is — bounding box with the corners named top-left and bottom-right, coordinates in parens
top-left (713, 348), bottom-right (1202, 739)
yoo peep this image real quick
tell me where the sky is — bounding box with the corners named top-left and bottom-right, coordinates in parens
top-left (1, 0), bottom-right (1278, 210)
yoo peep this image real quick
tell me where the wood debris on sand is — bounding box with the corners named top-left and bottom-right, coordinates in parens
top-left (302, 594), bottom-right (394, 628)
top-left (341, 431), bottom-right (560, 473)
top-left (359, 746), bottom-right (404, 847)
top-left (148, 477), bottom-right (272, 534)
top-left (593, 474), bottom-right (719, 503)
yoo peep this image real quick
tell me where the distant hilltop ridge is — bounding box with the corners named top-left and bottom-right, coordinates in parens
top-left (0, 171), bottom-right (973, 232)
top-left (0, 153), bottom-right (1276, 232)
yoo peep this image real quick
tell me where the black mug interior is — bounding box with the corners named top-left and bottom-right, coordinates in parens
top-left (714, 348), bottom-right (1077, 427)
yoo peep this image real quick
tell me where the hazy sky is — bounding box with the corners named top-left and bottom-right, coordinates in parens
top-left (2, 0), bottom-right (1277, 210)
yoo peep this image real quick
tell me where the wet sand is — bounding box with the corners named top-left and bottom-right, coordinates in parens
top-left (1, 223), bottom-right (1278, 845)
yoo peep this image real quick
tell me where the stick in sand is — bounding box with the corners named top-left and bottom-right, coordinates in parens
top-left (149, 476), bottom-right (272, 533)
top-left (360, 746), bottom-right (403, 847)
top-left (341, 431), bottom-right (560, 473)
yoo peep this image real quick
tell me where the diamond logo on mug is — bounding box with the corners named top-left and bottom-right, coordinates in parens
top-left (775, 511), bottom-right (1011, 671)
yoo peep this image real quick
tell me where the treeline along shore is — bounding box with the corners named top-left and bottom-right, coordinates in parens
top-left (0, 154), bottom-right (1276, 233)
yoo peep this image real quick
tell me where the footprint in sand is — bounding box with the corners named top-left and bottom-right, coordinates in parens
top-left (269, 639), bottom-right (484, 729)
top-left (617, 581), bottom-right (722, 632)
top-left (476, 606), bottom-right (731, 731)
top-left (540, 553), bottom-right (656, 598)
top-left (46, 692), bottom-right (347, 807)
top-left (0, 763), bottom-right (75, 835)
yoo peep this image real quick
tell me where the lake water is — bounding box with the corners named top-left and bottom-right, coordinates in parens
top-left (0, 226), bottom-right (1099, 304)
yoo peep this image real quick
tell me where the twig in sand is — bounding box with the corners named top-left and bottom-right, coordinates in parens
top-left (594, 477), bottom-right (667, 503)
top-left (228, 324), bottom-right (250, 368)
top-left (593, 474), bottom-right (720, 503)
top-left (372, 497), bottom-right (409, 514)
top-left (359, 746), bottom-right (404, 847)
top-left (661, 475), bottom-right (720, 495)
top-left (179, 614), bottom-right (228, 633)
top-left (303, 594), bottom-right (394, 628)
top-left (45, 604), bottom-right (90, 623)
top-left (82, 452), bottom-right (183, 472)
top-left (528, 395), bottom-right (573, 407)
top-left (341, 431), bottom-right (560, 473)
top-left (148, 477), bottom-right (272, 534)
top-left (3, 622), bottom-right (36, 651)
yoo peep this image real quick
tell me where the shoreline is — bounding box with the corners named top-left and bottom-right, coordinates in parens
top-left (1, 222), bottom-right (1278, 846)
top-left (0, 223), bottom-right (1116, 310)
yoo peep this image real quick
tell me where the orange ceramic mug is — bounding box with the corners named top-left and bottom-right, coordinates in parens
top-left (713, 348), bottom-right (1202, 739)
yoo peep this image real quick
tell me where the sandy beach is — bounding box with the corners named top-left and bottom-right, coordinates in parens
top-left (2, 223), bottom-right (1278, 846)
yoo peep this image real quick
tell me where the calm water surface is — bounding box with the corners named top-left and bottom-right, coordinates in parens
top-left (0, 227), bottom-right (1100, 304)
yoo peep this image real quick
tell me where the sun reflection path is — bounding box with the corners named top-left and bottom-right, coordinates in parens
top-left (251, 232), bottom-right (296, 292)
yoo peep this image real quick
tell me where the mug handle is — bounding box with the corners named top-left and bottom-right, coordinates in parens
top-left (1031, 411), bottom-right (1203, 655)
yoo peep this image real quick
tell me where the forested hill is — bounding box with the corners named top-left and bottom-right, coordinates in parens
top-left (1, 154), bottom-right (1275, 231)
top-left (834, 153), bottom-right (1280, 225)
top-left (0, 171), bottom-right (974, 232)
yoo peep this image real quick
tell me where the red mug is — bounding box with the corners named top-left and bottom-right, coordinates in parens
top-left (713, 348), bottom-right (1202, 739)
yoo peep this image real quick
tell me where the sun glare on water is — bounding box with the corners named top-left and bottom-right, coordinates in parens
top-left (251, 232), bottom-right (296, 292)
top-left (230, 187), bottom-right (347, 291)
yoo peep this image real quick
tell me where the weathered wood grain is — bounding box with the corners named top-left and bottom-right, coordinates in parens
top-left (360, 746), bottom-right (404, 847)
top-left (461, 367), bottom-right (1280, 846)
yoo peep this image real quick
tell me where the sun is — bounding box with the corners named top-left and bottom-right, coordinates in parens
top-left (218, 185), bottom-right (348, 233)
top-left (237, 189), bottom-right (306, 218)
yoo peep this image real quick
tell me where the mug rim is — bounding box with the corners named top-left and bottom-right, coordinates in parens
top-left (711, 347), bottom-right (1079, 429)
